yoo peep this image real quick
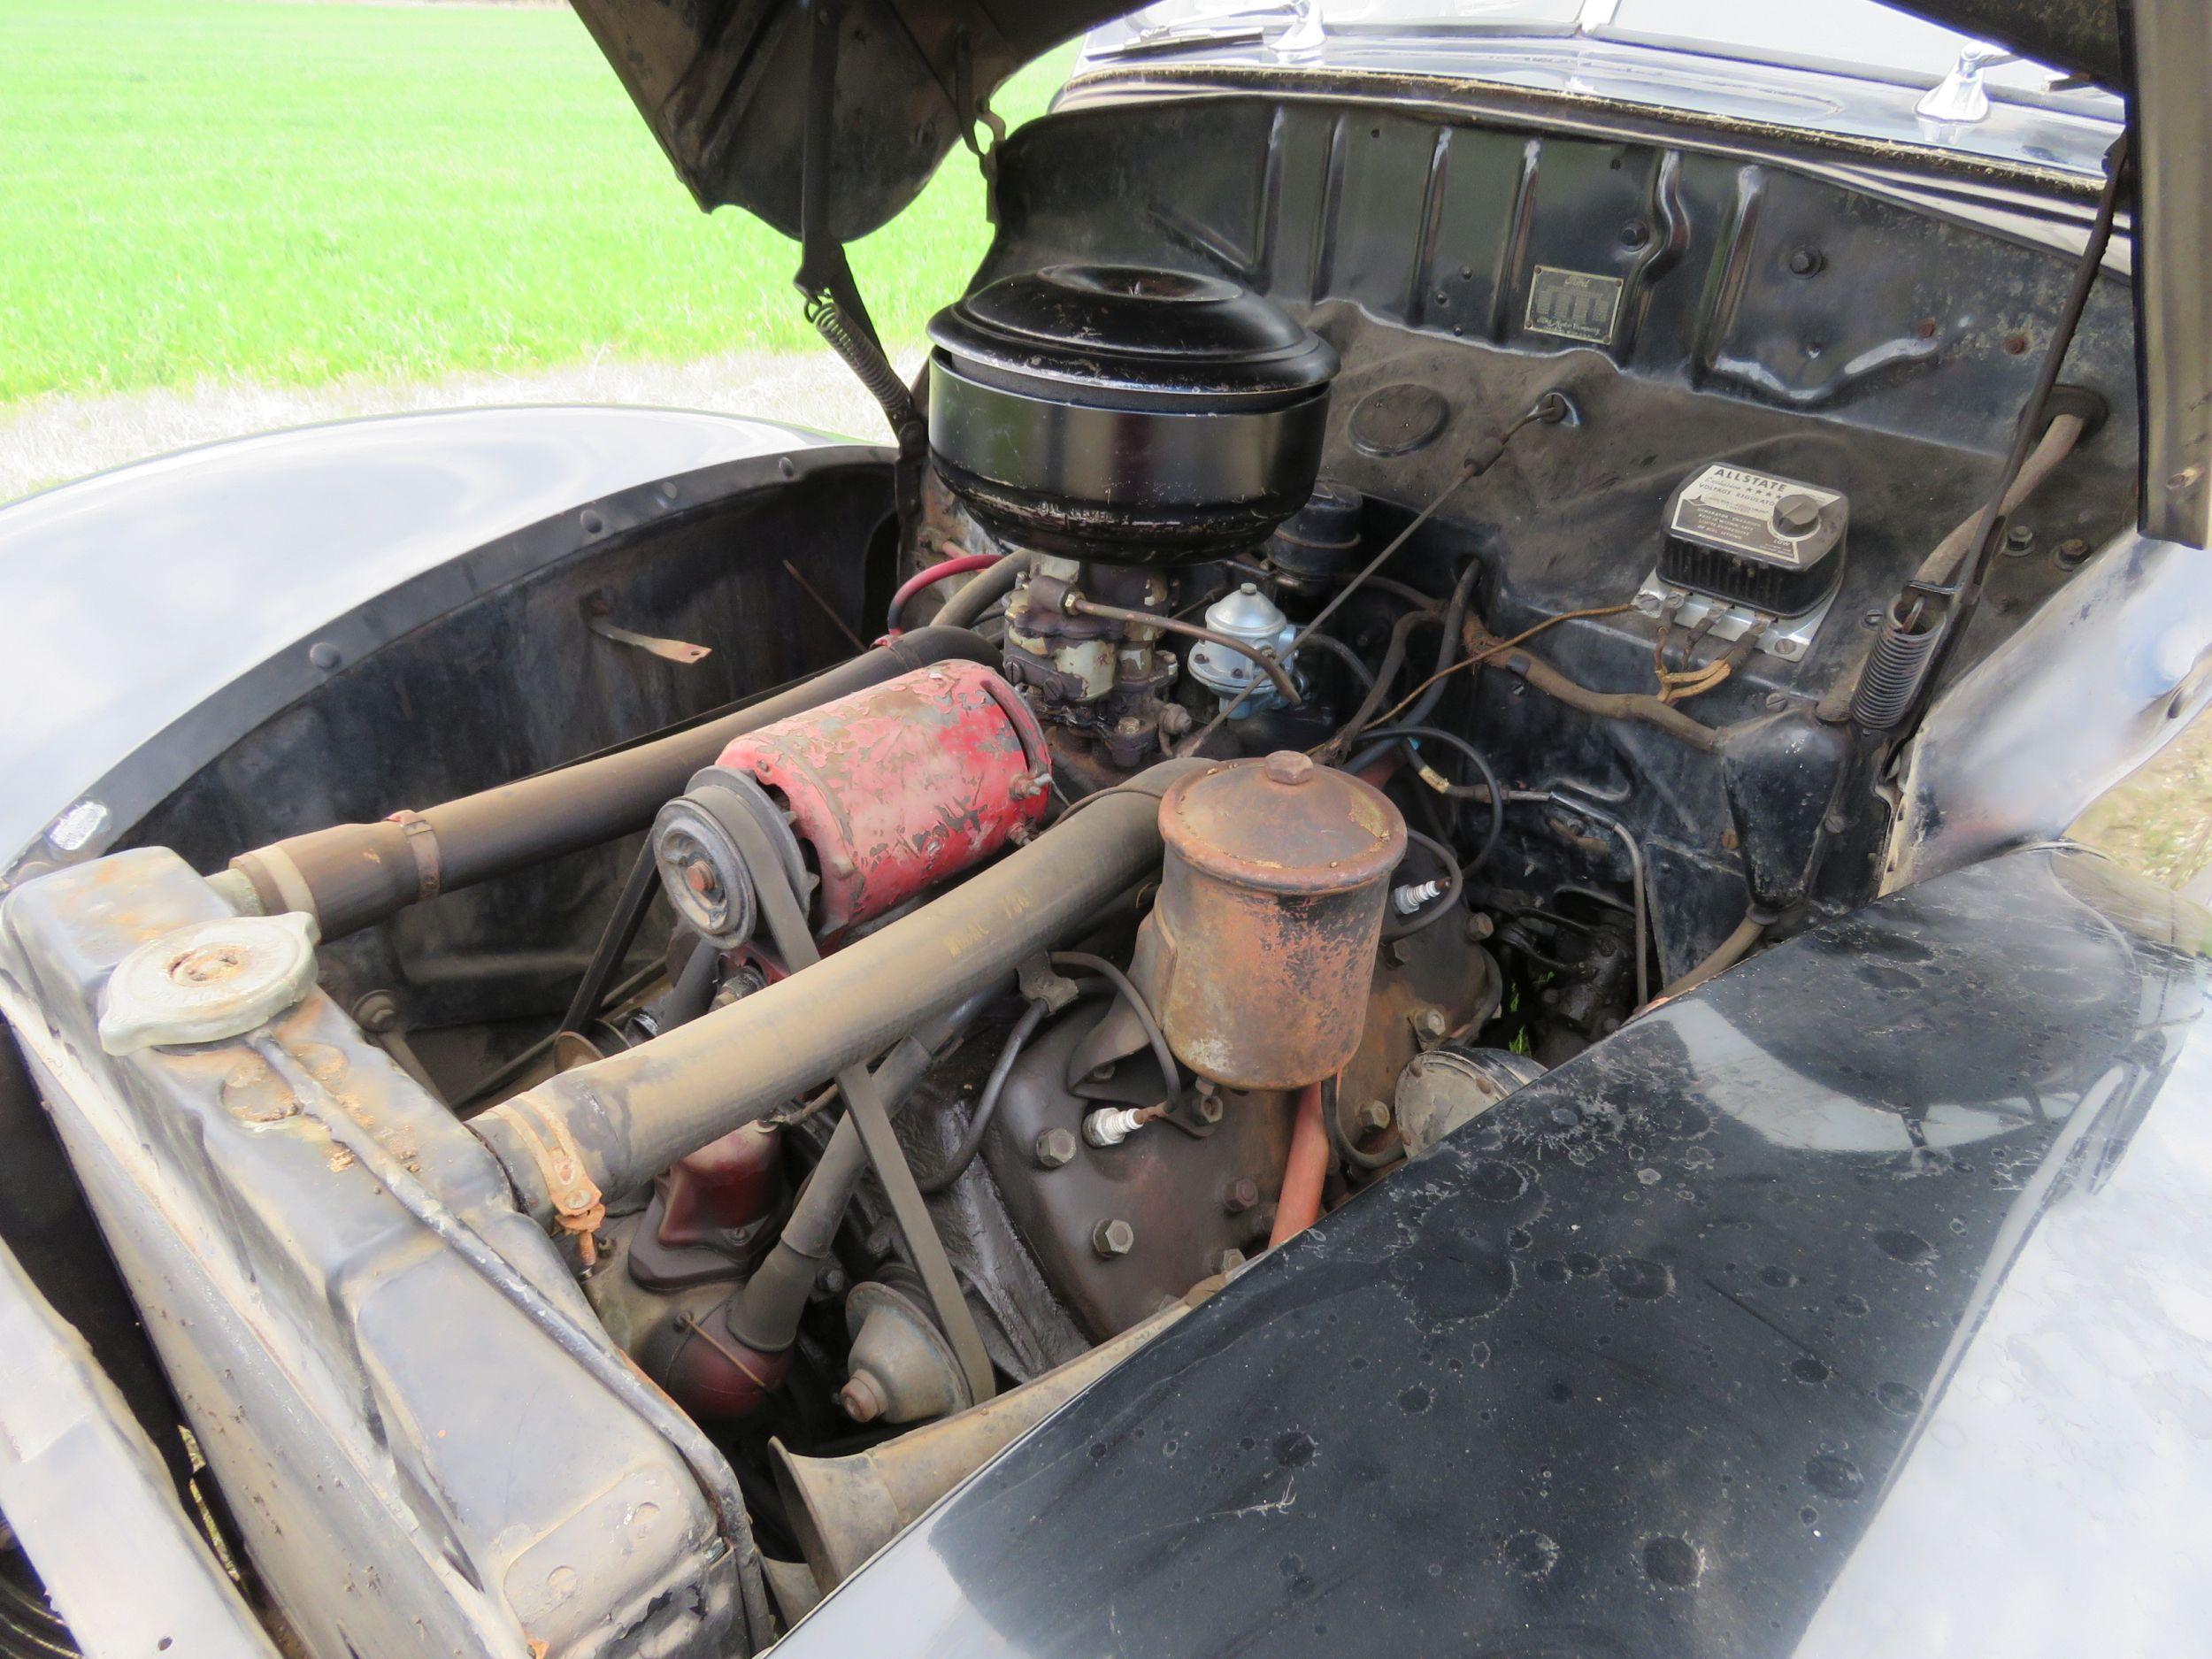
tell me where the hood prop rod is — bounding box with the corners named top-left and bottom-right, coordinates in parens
top-left (795, 0), bottom-right (925, 531)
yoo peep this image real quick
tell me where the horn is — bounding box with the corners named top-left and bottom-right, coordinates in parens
top-left (771, 1284), bottom-right (1215, 1588)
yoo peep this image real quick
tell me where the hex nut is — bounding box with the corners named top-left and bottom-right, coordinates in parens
top-left (1413, 1007), bottom-right (1448, 1040)
top-left (1222, 1176), bottom-right (1260, 1215)
top-left (1092, 1218), bottom-right (1136, 1258)
top-left (1194, 1093), bottom-right (1225, 1125)
top-left (1034, 1127), bottom-right (1079, 1169)
top-left (1214, 1248), bottom-right (1248, 1277)
top-left (1356, 1098), bottom-right (1394, 1134)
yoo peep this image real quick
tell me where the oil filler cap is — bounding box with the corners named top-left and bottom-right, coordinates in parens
top-left (98, 912), bottom-right (321, 1055)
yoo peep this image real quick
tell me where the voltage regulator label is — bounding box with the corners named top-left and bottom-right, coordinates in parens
top-left (1525, 265), bottom-right (1624, 344)
top-left (1670, 465), bottom-right (1842, 568)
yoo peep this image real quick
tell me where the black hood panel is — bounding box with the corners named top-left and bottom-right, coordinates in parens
top-left (568, 0), bottom-right (1112, 242)
top-left (572, 2), bottom-right (2125, 244)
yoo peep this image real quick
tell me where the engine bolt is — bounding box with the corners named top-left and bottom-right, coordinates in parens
top-left (682, 859), bottom-right (718, 895)
top-left (839, 1372), bottom-right (889, 1424)
top-left (1466, 912), bottom-right (1495, 942)
top-left (1413, 1007), bottom-right (1448, 1041)
top-left (1092, 1218), bottom-right (1136, 1258)
top-left (1214, 1248), bottom-right (1248, 1277)
top-left (1194, 1093), bottom-right (1225, 1125)
top-left (2004, 524), bottom-right (2037, 556)
top-left (2055, 537), bottom-right (2093, 569)
top-left (1034, 1127), bottom-right (1079, 1169)
top-left (1222, 1176), bottom-right (1260, 1214)
top-left (1356, 1099), bottom-right (1394, 1135)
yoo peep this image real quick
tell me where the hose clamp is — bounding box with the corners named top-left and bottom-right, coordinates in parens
top-left (509, 1095), bottom-right (607, 1264)
top-left (386, 810), bottom-right (443, 902)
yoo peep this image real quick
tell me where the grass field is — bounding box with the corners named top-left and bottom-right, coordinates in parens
top-left (0, 0), bottom-right (1070, 403)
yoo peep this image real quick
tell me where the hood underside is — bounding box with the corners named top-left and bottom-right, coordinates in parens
top-left (570, 0), bottom-right (2126, 245)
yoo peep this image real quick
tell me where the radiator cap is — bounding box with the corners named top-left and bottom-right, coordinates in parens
top-left (98, 912), bottom-right (320, 1055)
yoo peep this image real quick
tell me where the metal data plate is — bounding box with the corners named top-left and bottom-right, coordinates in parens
top-left (1632, 569), bottom-right (1837, 664)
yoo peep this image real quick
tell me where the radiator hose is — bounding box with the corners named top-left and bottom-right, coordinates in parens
top-left (223, 626), bottom-right (995, 938)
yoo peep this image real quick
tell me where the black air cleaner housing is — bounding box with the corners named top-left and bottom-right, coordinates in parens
top-left (926, 265), bottom-right (1338, 565)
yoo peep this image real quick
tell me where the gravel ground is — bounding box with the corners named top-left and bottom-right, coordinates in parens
top-left (0, 348), bottom-right (920, 503)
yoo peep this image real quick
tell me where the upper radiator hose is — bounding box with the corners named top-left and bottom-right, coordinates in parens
top-left (224, 626), bottom-right (996, 939)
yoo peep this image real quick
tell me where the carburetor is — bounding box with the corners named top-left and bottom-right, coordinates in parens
top-left (923, 263), bottom-right (1338, 765)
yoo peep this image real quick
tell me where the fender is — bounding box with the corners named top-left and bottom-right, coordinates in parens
top-left (774, 843), bottom-right (2212, 1659)
top-left (0, 405), bottom-right (877, 879)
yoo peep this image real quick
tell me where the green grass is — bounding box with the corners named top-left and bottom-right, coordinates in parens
top-left (0, 0), bottom-right (1070, 403)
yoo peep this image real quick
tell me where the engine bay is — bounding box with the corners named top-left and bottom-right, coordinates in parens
top-left (0, 88), bottom-right (2146, 1657)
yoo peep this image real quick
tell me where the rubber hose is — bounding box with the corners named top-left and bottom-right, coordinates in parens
top-left (723, 1025), bottom-right (946, 1354)
top-left (933, 552), bottom-right (1026, 630)
top-left (1333, 607), bottom-right (1442, 745)
top-left (1356, 723), bottom-right (1506, 870)
top-left (1295, 630), bottom-right (1378, 694)
top-left (1050, 951), bottom-right (1182, 1099)
top-left (888, 552), bottom-right (1002, 633)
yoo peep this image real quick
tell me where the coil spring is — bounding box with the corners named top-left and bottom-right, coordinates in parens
top-left (1850, 606), bottom-right (1946, 729)
top-left (808, 297), bottom-right (922, 445)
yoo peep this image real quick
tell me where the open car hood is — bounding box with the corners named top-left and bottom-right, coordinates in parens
top-left (570, 1), bottom-right (2126, 245)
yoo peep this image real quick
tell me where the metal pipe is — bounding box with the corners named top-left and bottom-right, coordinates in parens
top-left (227, 626), bottom-right (996, 939)
top-left (1268, 1081), bottom-right (1331, 1248)
top-left (1658, 909), bottom-right (1770, 1002)
top-left (474, 757), bottom-right (1210, 1225)
top-left (1510, 790), bottom-right (1653, 1006)
top-left (1066, 595), bottom-right (1304, 707)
